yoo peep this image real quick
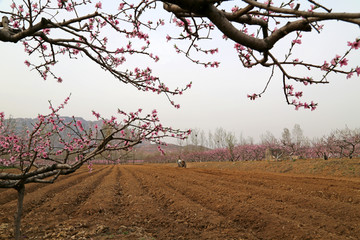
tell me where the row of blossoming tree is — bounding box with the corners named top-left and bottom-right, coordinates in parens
top-left (150, 126), bottom-right (360, 163)
top-left (1, 0), bottom-right (360, 239)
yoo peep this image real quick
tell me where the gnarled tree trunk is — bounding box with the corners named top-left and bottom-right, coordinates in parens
top-left (14, 184), bottom-right (25, 240)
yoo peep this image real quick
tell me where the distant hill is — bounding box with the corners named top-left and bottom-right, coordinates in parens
top-left (134, 140), bottom-right (182, 153)
top-left (4, 117), bottom-right (210, 156)
top-left (134, 140), bottom-right (209, 156)
top-left (7, 116), bottom-right (100, 131)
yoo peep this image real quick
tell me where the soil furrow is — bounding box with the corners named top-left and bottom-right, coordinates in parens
top-left (1, 163), bottom-right (359, 240)
top-left (157, 167), bottom-right (360, 221)
top-left (133, 165), bottom-right (359, 239)
top-left (123, 166), bottom-right (247, 239)
top-left (118, 167), bottom-right (175, 238)
top-left (189, 168), bottom-right (360, 238)
top-left (188, 167), bottom-right (360, 204)
top-left (0, 166), bottom-right (93, 205)
top-left (0, 165), bottom-right (108, 226)
top-left (133, 166), bottom-right (310, 239)
top-left (20, 165), bottom-right (112, 238)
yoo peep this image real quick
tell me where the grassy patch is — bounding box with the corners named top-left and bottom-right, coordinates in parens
top-left (0, 166), bottom-right (16, 169)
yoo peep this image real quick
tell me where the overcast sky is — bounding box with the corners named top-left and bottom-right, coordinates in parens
top-left (1, 0), bottom-right (360, 143)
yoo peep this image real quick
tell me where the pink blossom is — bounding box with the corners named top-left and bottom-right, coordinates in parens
top-left (209, 49), bottom-right (218, 54)
top-left (13, 21), bottom-right (19, 28)
top-left (308, 5), bottom-right (315, 12)
top-left (210, 61), bottom-right (220, 68)
top-left (24, 60), bottom-right (30, 67)
top-left (292, 39), bottom-right (302, 45)
top-left (43, 28), bottom-right (50, 35)
top-left (314, 25), bottom-right (324, 31)
top-left (339, 58), bottom-right (348, 67)
top-left (355, 67), bottom-right (360, 76)
top-left (118, 3), bottom-right (125, 10)
top-left (115, 48), bottom-right (124, 54)
top-left (95, 2), bottom-right (102, 9)
top-left (66, 3), bottom-right (73, 11)
top-left (321, 61), bottom-right (329, 71)
top-left (231, 6), bottom-right (239, 13)
top-left (57, 0), bottom-right (64, 8)
top-left (331, 55), bottom-right (341, 66)
top-left (247, 94), bottom-right (258, 100)
top-left (348, 40), bottom-right (360, 50)
top-left (76, 120), bottom-right (84, 131)
top-left (295, 91), bottom-right (303, 99)
top-left (353, 41), bottom-right (360, 49)
top-left (293, 58), bottom-right (299, 66)
top-left (284, 84), bottom-right (294, 91)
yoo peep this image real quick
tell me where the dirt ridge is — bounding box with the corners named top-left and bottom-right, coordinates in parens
top-left (0, 163), bottom-right (359, 239)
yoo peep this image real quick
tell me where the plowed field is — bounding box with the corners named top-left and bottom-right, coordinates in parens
top-left (1, 162), bottom-right (360, 239)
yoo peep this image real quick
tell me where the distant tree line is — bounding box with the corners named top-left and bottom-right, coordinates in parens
top-left (147, 125), bottom-right (360, 163)
top-left (4, 118), bottom-right (359, 164)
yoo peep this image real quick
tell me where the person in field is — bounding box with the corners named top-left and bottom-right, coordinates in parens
top-left (177, 158), bottom-right (186, 168)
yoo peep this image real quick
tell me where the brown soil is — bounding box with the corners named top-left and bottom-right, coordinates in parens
top-left (1, 160), bottom-right (360, 239)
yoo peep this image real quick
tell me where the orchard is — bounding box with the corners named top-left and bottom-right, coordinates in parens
top-left (1, 0), bottom-right (360, 239)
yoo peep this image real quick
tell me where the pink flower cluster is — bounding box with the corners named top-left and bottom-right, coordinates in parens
top-left (234, 43), bottom-right (252, 67)
top-left (284, 85), bottom-right (316, 111)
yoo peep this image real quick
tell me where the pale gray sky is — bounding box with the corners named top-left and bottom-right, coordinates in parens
top-left (1, 0), bottom-right (360, 143)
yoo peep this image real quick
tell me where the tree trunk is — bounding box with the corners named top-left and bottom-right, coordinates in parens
top-left (14, 184), bottom-right (25, 240)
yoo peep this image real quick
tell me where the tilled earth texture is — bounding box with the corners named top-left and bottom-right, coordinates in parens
top-left (1, 159), bottom-right (360, 239)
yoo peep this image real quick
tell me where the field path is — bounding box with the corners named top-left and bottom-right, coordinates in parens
top-left (1, 164), bottom-right (359, 239)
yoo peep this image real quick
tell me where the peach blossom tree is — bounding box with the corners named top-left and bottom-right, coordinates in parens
top-left (0, 97), bottom-right (190, 239)
top-left (0, 1), bottom-right (359, 109)
top-left (163, 0), bottom-right (360, 109)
